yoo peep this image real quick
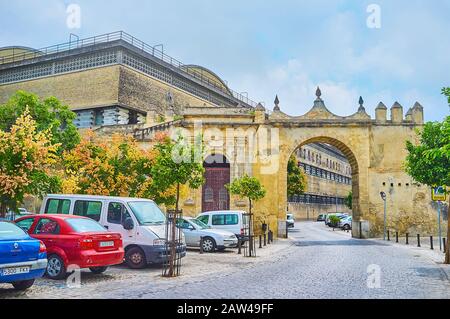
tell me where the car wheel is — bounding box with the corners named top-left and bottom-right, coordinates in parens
top-left (201, 237), bottom-right (216, 253)
top-left (46, 254), bottom-right (66, 280)
top-left (89, 266), bottom-right (108, 274)
top-left (343, 224), bottom-right (349, 231)
top-left (12, 279), bottom-right (35, 291)
top-left (125, 247), bottom-right (147, 269)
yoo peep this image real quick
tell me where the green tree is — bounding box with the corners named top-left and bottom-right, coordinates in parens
top-left (405, 88), bottom-right (450, 263)
top-left (150, 133), bottom-right (205, 276)
top-left (344, 191), bottom-right (353, 210)
top-left (287, 155), bottom-right (307, 197)
top-left (227, 175), bottom-right (266, 216)
top-left (0, 90), bottom-right (80, 154)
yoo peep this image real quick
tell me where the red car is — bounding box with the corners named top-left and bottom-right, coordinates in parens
top-left (14, 214), bottom-right (124, 280)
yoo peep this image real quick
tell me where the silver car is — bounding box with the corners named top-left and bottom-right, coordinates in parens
top-left (176, 217), bottom-right (238, 253)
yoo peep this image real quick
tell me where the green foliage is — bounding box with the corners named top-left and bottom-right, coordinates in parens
top-left (287, 155), bottom-right (307, 196)
top-left (150, 134), bottom-right (205, 208)
top-left (329, 215), bottom-right (341, 227)
top-left (0, 90), bottom-right (80, 154)
top-left (227, 174), bottom-right (266, 215)
top-left (344, 191), bottom-right (353, 210)
top-left (405, 116), bottom-right (450, 187)
top-left (443, 87), bottom-right (450, 105)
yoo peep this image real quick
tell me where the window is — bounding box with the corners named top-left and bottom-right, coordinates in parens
top-left (107, 202), bottom-right (131, 225)
top-left (73, 201), bottom-right (102, 222)
top-left (45, 199), bottom-right (71, 215)
top-left (34, 218), bottom-right (60, 235)
top-left (0, 222), bottom-right (26, 238)
top-left (15, 218), bottom-right (35, 232)
top-left (212, 214), bottom-right (225, 225)
top-left (204, 187), bottom-right (214, 202)
top-left (66, 218), bottom-right (106, 233)
top-left (224, 214), bottom-right (238, 225)
top-left (176, 219), bottom-right (192, 229)
top-left (197, 215), bottom-right (209, 225)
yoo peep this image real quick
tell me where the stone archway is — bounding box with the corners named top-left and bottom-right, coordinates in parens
top-left (285, 136), bottom-right (361, 235)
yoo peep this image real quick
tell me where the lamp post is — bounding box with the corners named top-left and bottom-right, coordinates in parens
top-left (438, 201), bottom-right (442, 251)
top-left (380, 191), bottom-right (387, 240)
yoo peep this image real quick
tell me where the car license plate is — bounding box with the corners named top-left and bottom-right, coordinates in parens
top-left (1, 266), bottom-right (30, 276)
top-left (100, 241), bottom-right (114, 247)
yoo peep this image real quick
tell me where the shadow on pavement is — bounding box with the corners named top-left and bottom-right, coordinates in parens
top-left (294, 240), bottom-right (389, 247)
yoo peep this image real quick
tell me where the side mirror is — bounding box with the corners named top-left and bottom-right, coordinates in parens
top-left (189, 226), bottom-right (195, 231)
top-left (122, 217), bottom-right (134, 230)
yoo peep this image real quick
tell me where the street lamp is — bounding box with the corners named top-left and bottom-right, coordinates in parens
top-left (380, 191), bottom-right (387, 240)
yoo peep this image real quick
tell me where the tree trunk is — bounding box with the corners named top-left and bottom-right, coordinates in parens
top-left (445, 197), bottom-right (450, 264)
top-left (0, 201), bottom-right (7, 218)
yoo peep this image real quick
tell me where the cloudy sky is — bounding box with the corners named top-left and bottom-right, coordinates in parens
top-left (0, 0), bottom-right (449, 121)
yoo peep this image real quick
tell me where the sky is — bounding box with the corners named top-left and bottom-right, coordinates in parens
top-left (0, 0), bottom-right (449, 121)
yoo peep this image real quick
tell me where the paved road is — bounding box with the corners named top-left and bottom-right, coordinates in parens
top-left (2, 221), bottom-right (449, 299)
top-left (129, 221), bottom-right (450, 299)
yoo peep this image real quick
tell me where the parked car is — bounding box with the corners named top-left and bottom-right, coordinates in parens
top-left (14, 214), bottom-right (124, 280)
top-left (0, 221), bottom-right (47, 290)
top-left (339, 216), bottom-right (352, 230)
top-left (196, 211), bottom-right (249, 241)
top-left (317, 214), bottom-right (327, 222)
top-left (327, 214), bottom-right (348, 228)
top-left (286, 213), bottom-right (295, 228)
top-left (39, 194), bottom-right (186, 269)
top-left (176, 217), bottom-right (238, 252)
top-left (325, 213), bottom-right (348, 226)
top-left (4, 208), bottom-right (34, 221)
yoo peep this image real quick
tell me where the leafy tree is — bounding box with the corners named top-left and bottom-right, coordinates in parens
top-left (227, 175), bottom-right (266, 216)
top-left (405, 88), bottom-right (450, 263)
top-left (344, 191), bottom-right (353, 211)
top-left (329, 215), bottom-right (341, 229)
top-left (62, 131), bottom-right (166, 199)
top-left (150, 133), bottom-right (205, 276)
top-left (0, 90), bottom-right (80, 154)
top-left (0, 109), bottom-right (61, 217)
top-left (287, 155), bottom-right (307, 197)
top-left (150, 134), bottom-right (205, 211)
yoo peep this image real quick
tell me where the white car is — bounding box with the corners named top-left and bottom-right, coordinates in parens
top-left (196, 211), bottom-right (249, 241)
top-left (286, 213), bottom-right (295, 228)
top-left (339, 216), bottom-right (352, 230)
top-left (177, 217), bottom-right (238, 252)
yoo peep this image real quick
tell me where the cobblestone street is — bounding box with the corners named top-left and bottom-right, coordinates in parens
top-left (1, 221), bottom-right (449, 299)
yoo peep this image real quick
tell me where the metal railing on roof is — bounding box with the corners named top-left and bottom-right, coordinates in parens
top-left (0, 31), bottom-right (258, 107)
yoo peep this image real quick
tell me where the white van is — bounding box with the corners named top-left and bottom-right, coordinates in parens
top-left (39, 194), bottom-right (186, 269)
top-left (196, 211), bottom-right (249, 241)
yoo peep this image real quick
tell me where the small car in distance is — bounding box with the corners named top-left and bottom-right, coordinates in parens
top-left (286, 213), bottom-right (295, 228)
top-left (0, 221), bottom-right (47, 290)
top-left (317, 214), bottom-right (327, 222)
top-left (339, 216), bottom-right (352, 231)
top-left (176, 217), bottom-right (238, 252)
top-left (15, 215), bottom-right (124, 280)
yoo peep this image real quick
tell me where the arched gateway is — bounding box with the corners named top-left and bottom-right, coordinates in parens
top-left (135, 88), bottom-right (433, 239)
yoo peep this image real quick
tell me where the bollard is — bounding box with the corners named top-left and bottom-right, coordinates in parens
top-left (444, 238), bottom-right (447, 252)
top-left (387, 230), bottom-right (390, 241)
top-left (264, 234), bottom-right (267, 246)
top-left (259, 235), bottom-right (262, 249)
top-left (238, 239), bottom-right (242, 255)
top-left (406, 233), bottom-right (409, 245)
top-left (430, 236), bottom-right (434, 250)
top-left (417, 234), bottom-right (421, 247)
top-left (199, 236), bottom-right (204, 254)
top-left (395, 231), bottom-right (399, 243)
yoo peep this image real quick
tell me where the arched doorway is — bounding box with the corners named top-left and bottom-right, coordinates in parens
top-left (285, 136), bottom-right (360, 235)
top-left (202, 154), bottom-right (230, 212)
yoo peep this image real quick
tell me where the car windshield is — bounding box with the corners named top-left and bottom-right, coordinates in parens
top-left (190, 219), bottom-right (209, 229)
top-left (66, 218), bottom-right (106, 233)
top-left (0, 222), bottom-right (26, 239)
top-left (128, 201), bottom-right (166, 225)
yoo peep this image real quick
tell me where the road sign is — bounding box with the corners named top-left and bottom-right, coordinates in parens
top-left (432, 186), bottom-right (447, 201)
